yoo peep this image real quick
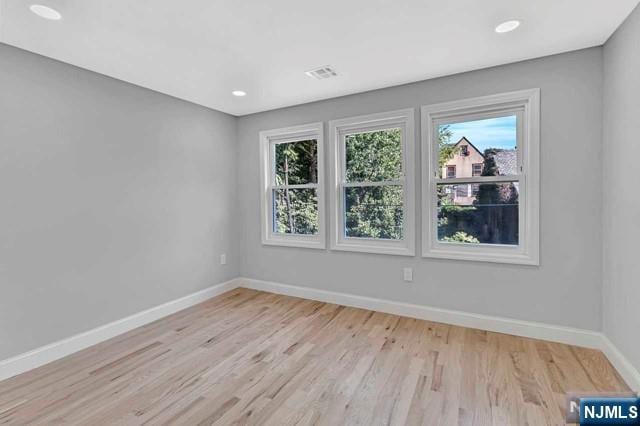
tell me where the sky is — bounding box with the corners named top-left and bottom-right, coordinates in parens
top-left (442, 115), bottom-right (517, 151)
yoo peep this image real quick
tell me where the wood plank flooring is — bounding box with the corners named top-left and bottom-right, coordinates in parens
top-left (0, 288), bottom-right (629, 425)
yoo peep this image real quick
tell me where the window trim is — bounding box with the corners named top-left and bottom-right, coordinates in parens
top-left (259, 122), bottom-right (326, 249)
top-left (329, 109), bottom-right (415, 256)
top-left (421, 89), bottom-right (540, 265)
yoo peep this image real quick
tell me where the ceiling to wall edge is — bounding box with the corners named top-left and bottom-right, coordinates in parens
top-left (0, 40), bottom-right (609, 119)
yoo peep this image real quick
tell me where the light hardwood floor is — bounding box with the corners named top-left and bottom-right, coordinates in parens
top-left (0, 288), bottom-right (629, 425)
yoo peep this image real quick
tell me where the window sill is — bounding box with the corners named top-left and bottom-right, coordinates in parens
top-left (262, 236), bottom-right (326, 250)
top-left (422, 245), bottom-right (539, 265)
top-left (331, 240), bottom-right (415, 257)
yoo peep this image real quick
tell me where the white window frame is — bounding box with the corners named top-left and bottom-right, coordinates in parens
top-left (421, 89), bottom-right (540, 265)
top-left (259, 122), bottom-right (325, 249)
top-left (329, 109), bottom-right (415, 256)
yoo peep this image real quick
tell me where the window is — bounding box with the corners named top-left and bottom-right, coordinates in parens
top-left (460, 145), bottom-right (469, 156)
top-left (471, 164), bottom-right (483, 195)
top-left (421, 89), bottom-right (540, 264)
top-left (455, 184), bottom-right (469, 198)
top-left (259, 122), bottom-right (325, 248)
top-left (446, 165), bottom-right (456, 179)
top-left (329, 109), bottom-right (415, 256)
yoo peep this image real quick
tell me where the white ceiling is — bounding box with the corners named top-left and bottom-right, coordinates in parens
top-left (1, 0), bottom-right (638, 116)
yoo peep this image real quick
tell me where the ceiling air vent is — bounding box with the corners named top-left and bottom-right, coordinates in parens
top-left (305, 66), bottom-right (338, 80)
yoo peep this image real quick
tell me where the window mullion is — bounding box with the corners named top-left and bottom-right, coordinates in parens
top-left (434, 175), bottom-right (520, 185)
top-left (341, 180), bottom-right (403, 188)
top-left (271, 183), bottom-right (319, 190)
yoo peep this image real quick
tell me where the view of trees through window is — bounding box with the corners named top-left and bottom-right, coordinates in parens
top-left (344, 129), bottom-right (404, 239)
top-left (272, 139), bottom-right (318, 235)
top-left (271, 117), bottom-right (519, 244)
top-left (437, 116), bottom-right (519, 245)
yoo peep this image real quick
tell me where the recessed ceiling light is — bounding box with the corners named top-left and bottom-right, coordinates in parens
top-left (232, 90), bottom-right (247, 97)
top-left (495, 20), bottom-right (520, 34)
top-left (30, 4), bottom-right (62, 20)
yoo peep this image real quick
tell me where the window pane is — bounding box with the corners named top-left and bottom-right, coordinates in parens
top-left (274, 139), bottom-right (318, 185)
top-left (273, 188), bottom-right (318, 235)
top-left (345, 129), bottom-right (402, 182)
top-left (447, 166), bottom-right (456, 179)
top-left (438, 115), bottom-right (518, 179)
top-left (344, 185), bottom-right (403, 239)
top-left (437, 182), bottom-right (519, 245)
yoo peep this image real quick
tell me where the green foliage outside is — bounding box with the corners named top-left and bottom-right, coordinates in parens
top-left (345, 130), bottom-right (402, 182)
top-left (273, 140), bottom-right (318, 234)
top-left (345, 185), bottom-right (403, 239)
top-left (272, 129), bottom-right (406, 239)
top-left (344, 129), bottom-right (403, 239)
top-left (272, 124), bottom-right (518, 244)
top-left (438, 125), bottom-right (457, 170)
top-left (441, 231), bottom-right (480, 244)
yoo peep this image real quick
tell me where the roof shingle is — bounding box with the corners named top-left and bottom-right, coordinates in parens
top-left (494, 150), bottom-right (517, 175)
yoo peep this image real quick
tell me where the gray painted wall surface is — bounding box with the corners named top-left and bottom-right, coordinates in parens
top-left (237, 48), bottom-right (604, 331)
top-left (1, 40), bottom-right (622, 363)
top-left (0, 44), bottom-right (238, 359)
top-left (603, 4), bottom-right (640, 371)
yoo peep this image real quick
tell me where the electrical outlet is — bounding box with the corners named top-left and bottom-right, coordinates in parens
top-left (220, 253), bottom-right (227, 265)
top-left (403, 267), bottom-right (413, 282)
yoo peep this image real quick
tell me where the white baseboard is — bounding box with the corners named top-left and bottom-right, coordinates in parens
top-left (599, 336), bottom-right (640, 392)
top-left (2, 275), bottom-right (638, 392)
top-left (240, 278), bottom-right (603, 348)
top-left (239, 277), bottom-right (640, 391)
top-left (0, 278), bottom-right (241, 382)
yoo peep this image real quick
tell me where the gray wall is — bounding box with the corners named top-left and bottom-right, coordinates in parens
top-left (237, 48), bottom-right (604, 331)
top-left (603, 5), bottom-right (640, 371)
top-left (0, 44), bottom-right (238, 360)
top-left (1, 39), bottom-right (622, 361)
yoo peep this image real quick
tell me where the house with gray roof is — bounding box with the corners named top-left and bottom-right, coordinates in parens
top-left (441, 137), bottom-right (518, 205)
